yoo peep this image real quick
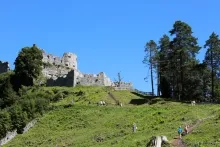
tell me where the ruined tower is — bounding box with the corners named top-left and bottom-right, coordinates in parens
top-left (62, 52), bottom-right (77, 70)
top-left (0, 61), bottom-right (10, 74)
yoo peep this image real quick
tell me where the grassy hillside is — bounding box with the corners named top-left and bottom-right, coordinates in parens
top-left (184, 111), bottom-right (220, 146)
top-left (3, 86), bottom-right (220, 147)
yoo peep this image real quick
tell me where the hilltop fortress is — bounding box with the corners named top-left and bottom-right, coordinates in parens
top-left (0, 44), bottom-right (133, 90)
top-left (41, 49), bottom-right (113, 87)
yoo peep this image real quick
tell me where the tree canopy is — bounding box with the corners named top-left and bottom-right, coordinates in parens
top-left (144, 20), bottom-right (220, 102)
top-left (14, 45), bottom-right (43, 87)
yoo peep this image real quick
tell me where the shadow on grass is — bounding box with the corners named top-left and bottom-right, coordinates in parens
top-left (131, 92), bottom-right (157, 99)
top-left (129, 92), bottom-right (158, 105)
top-left (129, 91), bottom-right (190, 105)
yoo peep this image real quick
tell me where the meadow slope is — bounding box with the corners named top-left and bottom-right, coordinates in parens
top-left (4, 86), bottom-right (220, 147)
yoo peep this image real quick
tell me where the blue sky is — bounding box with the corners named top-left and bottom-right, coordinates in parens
top-left (0, 0), bottom-right (219, 92)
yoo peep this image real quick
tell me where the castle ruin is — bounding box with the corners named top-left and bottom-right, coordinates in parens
top-left (41, 49), bottom-right (113, 87)
top-left (0, 61), bottom-right (10, 74)
top-left (0, 44), bottom-right (133, 90)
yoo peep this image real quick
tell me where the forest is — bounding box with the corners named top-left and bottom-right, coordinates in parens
top-left (143, 20), bottom-right (220, 102)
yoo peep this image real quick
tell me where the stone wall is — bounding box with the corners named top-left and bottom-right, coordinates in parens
top-left (42, 50), bottom-right (77, 70)
top-left (46, 70), bottom-right (75, 87)
top-left (27, 44), bottom-right (133, 88)
top-left (0, 61), bottom-right (10, 74)
top-left (41, 49), bottom-right (114, 87)
top-left (0, 119), bottom-right (37, 146)
top-left (22, 119), bottom-right (37, 133)
top-left (1, 46), bottom-right (134, 89)
top-left (76, 72), bottom-right (112, 86)
top-left (0, 130), bottom-right (17, 146)
top-left (113, 82), bottom-right (133, 90)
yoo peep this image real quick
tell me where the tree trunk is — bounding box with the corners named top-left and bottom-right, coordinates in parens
top-left (211, 50), bottom-right (214, 99)
top-left (150, 50), bottom-right (154, 96)
top-left (180, 51), bottom-right (184, 100)
top-left (157, 66), bottom-right (160, 96)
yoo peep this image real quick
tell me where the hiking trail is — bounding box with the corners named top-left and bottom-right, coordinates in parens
top-left (108, 92), bottom-right (120, 104)
top-left (170, 115), bottom-right (215, 147)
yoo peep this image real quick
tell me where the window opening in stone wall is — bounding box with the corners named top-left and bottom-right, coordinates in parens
top-left (47, 55), bottom-right (50, 59)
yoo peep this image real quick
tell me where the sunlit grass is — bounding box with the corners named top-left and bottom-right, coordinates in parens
top-left (4, 86), bottom-right (220, 147)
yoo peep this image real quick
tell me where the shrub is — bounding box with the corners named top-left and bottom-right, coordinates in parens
top-left (0, 110), bottom-right (11, 138)
top-left (35, 98), bottom-right (49, 115)
top-left (8, 104), bottom-right (28, 133)
top-left (21, 99), bottom-right (36, 119)
top-left (52, 92), bottom-right (64, 102)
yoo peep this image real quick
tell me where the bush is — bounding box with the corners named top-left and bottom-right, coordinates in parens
top-left (0, 74), bottom-right (19, 108)
top-left (21, 99), bottom-right (36, 119)
top-left (35, 98), bottom-right (49, 115)
top-left (8, 104), bottom-right (28, 133)
top-left (0, 110), bottom-right (11, 138)
top-left (52, 92), bottom-right (64, 102)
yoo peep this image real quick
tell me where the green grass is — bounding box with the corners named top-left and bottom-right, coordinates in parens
top-left (3, 86), bottom-right (220, 147)
top-left (184, 109), bottom-right (220, 147)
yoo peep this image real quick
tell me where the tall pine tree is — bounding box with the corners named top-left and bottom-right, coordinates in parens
top-left (143, 40), bottom-right (158, 96)
top-left (169, 21), bottom-right (201, 100)
top-left (204, 32), bottom-right (220, 100)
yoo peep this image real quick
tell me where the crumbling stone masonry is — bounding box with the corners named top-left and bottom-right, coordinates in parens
top-left (41, 48), bottom-right (113, 87)
top-left (113, 82), bottom-right (133, 90)
top-left (0, 44), bottom-right (133, 90)
top-left (40, 45), bottom-right (133, 89)
top-left (0, 119), bottom-right (37, 146)
top-left (0, 61), bottom-right (10, 74)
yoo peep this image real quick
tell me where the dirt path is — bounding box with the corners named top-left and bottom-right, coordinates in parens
top-left (170, 116), bottom-right (215, 147)
top-left (108, 92), bottom-right (120, 104)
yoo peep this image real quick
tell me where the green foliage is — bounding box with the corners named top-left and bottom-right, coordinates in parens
top-left (20, 99), bottom-right (36, 119)
top-left (143, 40), bottom-right (158, 95)
top-left (35, 98), bottom-right (49, 115)
top-left (204, 32), bottom-right (220, 100)
top-left (158, 35), bottom-right (172, 98)
top-left (145, 21), bottom-right (220, 101)
top-left (0, 72), bottom-right (18, 108)
top-left (53, 92), bottom-right (64, 102)
top-left (0, 110), bottom-right (11, 138)
top-left (169, 21), bottom-right (201, 100)
top-left (8, 104), bottom-right (28, 134)
top-left (14, 45), bottom-right (43, 87)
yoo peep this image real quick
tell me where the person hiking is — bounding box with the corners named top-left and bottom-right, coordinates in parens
top-left (184, 125), bottom-right (188, 135)
top-left (178, 126), bottom-right (183, 139)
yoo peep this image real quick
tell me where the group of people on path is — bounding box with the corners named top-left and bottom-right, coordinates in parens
top-left (178, 125), bottom-right (189, 139)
